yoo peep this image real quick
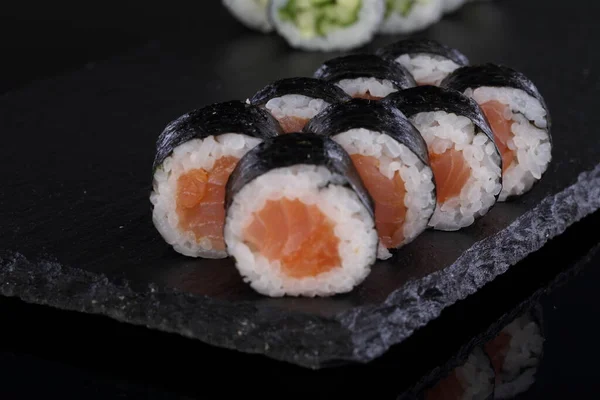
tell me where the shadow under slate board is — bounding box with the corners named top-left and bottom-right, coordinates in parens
top-left (1, 0), bottom-right (600, 369)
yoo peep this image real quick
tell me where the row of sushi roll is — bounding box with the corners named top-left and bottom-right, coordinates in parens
top-left (408, 306), bottom-right (544, 400)
top-left (222, 0), bottom-right (500, 51)
top-left (150, 38), bottom-right (552, 297)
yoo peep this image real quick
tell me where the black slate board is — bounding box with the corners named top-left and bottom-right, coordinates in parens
top-left (2, 0), bottom-right (600, 369)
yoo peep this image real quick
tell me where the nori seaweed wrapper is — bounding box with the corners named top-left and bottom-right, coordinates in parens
top-left (313, 54), bottom-right (417, 91)
top-left (376, 38), bottom-right (470, 67)
top-left (153, 100), bottom-right (284, 171)
top-left (224, 132), bottom-right (375, 219)
top-left (440, 63), bottom-right (552, 132)
top-left (384, 85), bottom-right (499, 156)
top-left (248, 77), bottom-right (352, 106)
top-left (304, 98), bottom-right (430, 166)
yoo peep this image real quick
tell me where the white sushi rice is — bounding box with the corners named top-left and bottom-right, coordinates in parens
top-left (224, 164), bottom-right (379, 297)
top-left (465, 86), bottom-right (552, 201)
top-left (336, 77), bottom-right (399, 99)
top-left (333, 128), bottom-right (436, 260)
top-left (410, 111), bottom-right (502, 231)
top-left (264, 94), bottom-right (330, 127)
top-left (222, 0), bottom-right (273, 33)
top-left (270, 0), bottom-right (385, 52)
top-left (395, 53), bottom-right (462, 86)
top-left (150, 133), bottom-right (263, 259)
top-left (454, 347), bottom-right (495, 400)
top-left (495, 314), bottom-right (544, 399)
top-left (379, 0), bottom-right (444, 34)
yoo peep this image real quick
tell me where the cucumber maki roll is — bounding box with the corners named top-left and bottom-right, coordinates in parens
top-left (222, 0), bottom-right (273, 33)
top-left (270, 0), bottom-right (386, 52)
top-left (376, 38), bottom-right (470, 86)
top-left (314, 53), bottom-right (416, 100)
top-left (443, 0), bottom-right (468, 13)
top-left (248, 77), bottom-right (352, 133)
top-left (150, 101), bottom-right (283, 259)
top-left (379, 0), bottom-right (445, 34)
top-left (306, 99), bottom-right (436, 259)
top-left (223, 132), bottom-right (379, 297)
top-left (385, 86), bottom-right (502, 231)
top-left (441, 64), bottom-right (552, 201)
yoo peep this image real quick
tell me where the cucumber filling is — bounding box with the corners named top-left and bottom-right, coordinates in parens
top-left (278, 0), bottom-right (362, 37)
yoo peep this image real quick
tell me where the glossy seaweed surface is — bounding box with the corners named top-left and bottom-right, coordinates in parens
top-left (1, 0), bottom-right (600, 370)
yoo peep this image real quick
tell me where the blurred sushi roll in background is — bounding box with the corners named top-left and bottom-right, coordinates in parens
top-left (223, 133), bottom-right (379, 297)
top-left (441, 64), bottom-right (552, 201)
top-left (150, 101), bottom-right (283, 259)
top-left (385, 86), bottom-right (502, 231)
top-left (248, 77), bottom-right (352, 133)
top-left (483, 307), bottom-right (545, 399)
top-left (305, 99), bottom-right (436, 259)
top-left (222, 0), bottom-right (273, 33)
top-left (443, 0), bottom-right (469, 13)
top-left (269, 0), bottom-right (385, 52)
top-left (421, 346), bottom-right (496, 400)
top-left (376, 38), bottom-right (470, 86)
top-left (379, 0), bottom-right (444, 35)
top-left (314, 53), bottom-right (416, 100)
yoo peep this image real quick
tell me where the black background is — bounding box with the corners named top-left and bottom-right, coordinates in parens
top-left (1, 1), bottom-right (600, 398)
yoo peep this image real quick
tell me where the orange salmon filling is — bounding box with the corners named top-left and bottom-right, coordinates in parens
top-left (429, 148), bottom-right (471, 204)
top-left (243, 198), bottom-right (342, 278)
top-left (484, 330), bottom-right (512, 383)
top-left (480, 100), bottom-right (516, 173)
top-left (175, 156), bottom-right (239, 252)
top-left (424, 370), bottom-right (465, 400)
top-left (277, 115), bottom-right (310, 133)
top-left (352, 91), bottom-right (383, 100)
top-left (350, 154), bottom-right (407, 249)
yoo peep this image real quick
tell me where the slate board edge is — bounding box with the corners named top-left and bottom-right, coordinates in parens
top-left (1, 162), bottom-right (599, 370)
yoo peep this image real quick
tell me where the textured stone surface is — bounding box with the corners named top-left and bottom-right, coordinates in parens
top-left (2, 163), bottom-right (599, 369)
top-left (2, 0), bottom-right (600, 370)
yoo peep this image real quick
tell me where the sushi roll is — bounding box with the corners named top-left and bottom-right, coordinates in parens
top-left (248, 77), bottom-right (352, 133)
top-left (441, 64), bottom-right (552, 201)
top-left (314, 53), bottom-right (416, 100)
top-left (222, 0), bottom-right (273, 33)
top-left (379, 0), bottom-right (445, 34)
top-left (384, 86), bottom-right (502, 231)
top-left (305, 99), bottom-right (436, 259)
top-left (421, 347), bottom-right (496, 400)
top-left (376, 38), bottom-right (470, 86)
top-left (223, 132), bottom-right (379, 297)
top-left (269, 0), bottom-right (385, 52)
top-left (483, 308), bottom-right (545, 399)
top-left (150, 101), bottom-right (283, 259)
top-left (443, 0), bottom-right (469, 13)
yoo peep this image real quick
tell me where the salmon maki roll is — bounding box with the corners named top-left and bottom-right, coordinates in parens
top-left (305, 99), bottom-right (436, 260)
top-left (223, 133), bottom-right (378, 297)
top-left (483, 308), bottom-right (545, 399)
top-left (150, 101), bottom-right (283, 259)
top-left (440, 64), bottom-right (552, 201)
top-left (248, 77), bottom-right (352, 134)
top-left (376, 38), bottom-right (469, 86)
top-left (420, 347), bottom-right (496, 400)
top-left (314, 54), bottom-right (416, 101)
top-left (385, 86), bottom-right (502, 231)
